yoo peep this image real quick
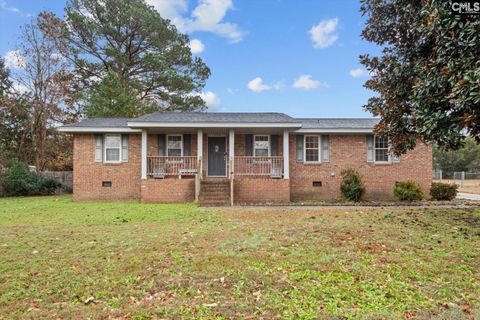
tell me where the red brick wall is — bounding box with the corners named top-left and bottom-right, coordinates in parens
top-left (289, 134), bottom-right (432, 201)
top-left (141, 178), bottom-right (195, 203)
top-left (234, 177), bottom-right (290, 204)
top-left (73, 134), bottom-right (141, 201)
top-left (73, 132), bottom-right (432, 203)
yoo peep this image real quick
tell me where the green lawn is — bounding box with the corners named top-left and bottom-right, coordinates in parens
top-left (1, 196), bottom-right (480, 319)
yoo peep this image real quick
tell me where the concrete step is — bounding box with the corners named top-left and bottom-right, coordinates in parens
top-left (199, 200), bottom-right (230, 207)
top-left (201, 180), bottom-right (230, 185)
top-left (200, 190), bottom-right (229, 195)
top-left (200, 187), bottom-right (229, 191)
top-left (199, 180), bottom-right (231, 206)
top-left (199, 195), bottom-right (230, 201)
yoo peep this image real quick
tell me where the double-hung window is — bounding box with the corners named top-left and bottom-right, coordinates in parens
top-left (167, 135), bottom-right (183, 156)
top-left (374, 136), bottom-right (389, 162)
top-left (254, 135), bottom-right (269, 157)
top-left (304, 135), bottom-right (320, 163)
top-left (104, 134), bottom-right (121, 163)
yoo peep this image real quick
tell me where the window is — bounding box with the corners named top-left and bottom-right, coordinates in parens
top-left (254, 135), bottom-right (269, 157)
top-left (374, 136), bottom-right (389, 162)
top-left (304, 135), bottom-right (320, 162)
top-left (167, 135), bottom-right (183, 156)
top-left (104, 135), bottom-right (121, 163)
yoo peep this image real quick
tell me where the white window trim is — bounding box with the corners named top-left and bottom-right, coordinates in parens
top-left (167, 134), bottom-right (183, 157)
top-left (253, 135), bottom-right (270, 157)
top-left (304, 135), bottom-right (321, 163)
top-left (373, 136), bottom-right (390, 164)
top-left (103, 134), bottom-right (122, 164)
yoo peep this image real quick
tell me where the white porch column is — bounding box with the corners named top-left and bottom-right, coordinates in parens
top-left (283, 130), bottom-right (289, 179)
top-left (141, 129), bottom-right (147, 180)
top-left (229, 129), bottom-right (235, 178)
top-left (197, 129), bottom-right (203, 177)
top-left (229, 129), bottom-right (235, 206)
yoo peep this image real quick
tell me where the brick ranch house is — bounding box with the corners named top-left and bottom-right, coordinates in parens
top-left (58, 112), bottom-right (432, 205)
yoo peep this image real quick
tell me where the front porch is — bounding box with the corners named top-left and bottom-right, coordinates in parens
top-left (139, 129), bottom-right (291, 205)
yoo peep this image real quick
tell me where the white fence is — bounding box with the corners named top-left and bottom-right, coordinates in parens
top-left (433, 171), bottom-right (480, 194)
top-left (433, 170), bottom-right (443, 181)
top-left (452, 172), bottom-right (480, 188)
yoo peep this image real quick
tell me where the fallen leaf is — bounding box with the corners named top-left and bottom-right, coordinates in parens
top-left (203, 302), bottom-right (218, 308)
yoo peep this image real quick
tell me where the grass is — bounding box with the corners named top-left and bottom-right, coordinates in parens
top-left (1, 196), bottom-right (480, 319)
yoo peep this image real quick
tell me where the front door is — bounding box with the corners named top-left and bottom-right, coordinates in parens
top-left (208, 137), bottom-right (227, 177)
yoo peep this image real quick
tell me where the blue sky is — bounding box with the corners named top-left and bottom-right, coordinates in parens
top-left (0, 0), bottom-right (381, 118)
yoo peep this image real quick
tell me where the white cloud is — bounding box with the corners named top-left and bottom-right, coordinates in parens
top-left (349, 68), bottom-right (368, 78)
top-left (247, 77), bottom-right (269, 92)
top-left (147, 0), bottom-right (188, 21)
top-left (12, 81), bottom-right (28, 94)
top-left (0, 0), bottom-right (20, 14)
top-left (147, 0), bottom-right (244, 42)
top-left (227, 88), bottom-right (239, 95)
top-left (293, 74), bottom-right (326, 90)
top-left (309, 18), bottom-right (339, 49)
top-left (3, 50), bottom-right (25, 69)
top-left (199, 91), bottom-right (220, 109)
top-left (189, 39), bottom-right (205, 54)
top-left (247, 77), bottom-right (283, 93)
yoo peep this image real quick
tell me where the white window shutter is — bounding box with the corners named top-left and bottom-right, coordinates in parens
top-left (366, 135), bottom-right (374, 163)
top-left (121, 134), bottom-right (129, 162)
top-left (95, 134), bottom-right (103, 162)
top-left (321, 135), bottom-right (330, 163)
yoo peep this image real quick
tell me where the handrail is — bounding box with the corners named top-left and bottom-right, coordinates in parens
top-left (147, 156), bottom-right (198, 177)
top-left (234, 156), bottom-right (284, 177)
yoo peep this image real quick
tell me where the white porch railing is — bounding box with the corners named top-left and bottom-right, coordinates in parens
top-left (147, 156), bottom-right (198, 178)
top-left (234, 156), bottom-right (284, 177)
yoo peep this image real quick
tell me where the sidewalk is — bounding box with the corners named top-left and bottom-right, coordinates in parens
top-left (457, 193), bottom-right (480, 201)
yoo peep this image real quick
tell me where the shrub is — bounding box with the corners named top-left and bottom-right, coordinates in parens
top-left (340, 169), bottom-right (365, 201)
top-left (3, 160), bottom-right (60, 196)
top-left (39, 177), bottom-right (61, 195)
top-left (430, 182), bottom-right (458, 201)
top-left (4, 160), bottom-right (37, 196)
top-left (394, 180), bottom-right (424, 201)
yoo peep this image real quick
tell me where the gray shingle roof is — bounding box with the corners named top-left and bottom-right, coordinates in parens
top-left (297, 118), bottom-right (379, 129)
top-left (60, 117), bottom-right (132, 128)
top-left (58, 114), bottom-right (379, 130)
top-left (131, 112), bottom-right (299, 123)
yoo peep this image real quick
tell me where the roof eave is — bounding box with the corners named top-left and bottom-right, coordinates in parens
top-left (57, 126), bottom-right (142, 133)
top-left (127, 121), bottom-right (303, 128)
top-left (296, 128), bottom-right (374, 133)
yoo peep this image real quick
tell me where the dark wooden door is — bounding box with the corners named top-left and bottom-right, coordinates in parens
top-left (208, 137), bottom-right (227, 176)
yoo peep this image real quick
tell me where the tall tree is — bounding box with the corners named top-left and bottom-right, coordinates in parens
top-left (0, 60), bottom-right (34, 166)
top-left (9, 13), bottom-right (77, 171)
top-left (83, 71), bottom-right (152, 118)
top-left (360, 0), bottom-right (480, 154)
top-left (433, 138), bottom-right (480, 173)
top-left (58, 0), bottom-right (210, 117)
top-left (0, 59), bottom-right (12, 96)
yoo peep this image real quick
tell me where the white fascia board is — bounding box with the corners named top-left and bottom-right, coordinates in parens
top-left (127, 121), bottom-right (303, 128)
top-left (57, 127), bottom-right (142, 133)
top-left (295, 128), bottom-right (374, 133)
